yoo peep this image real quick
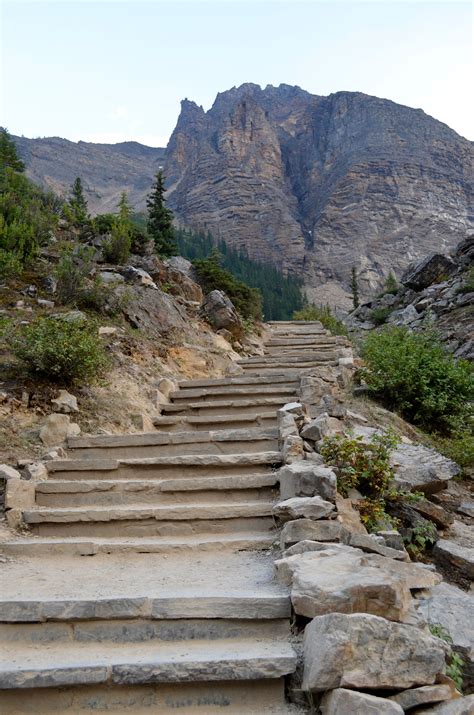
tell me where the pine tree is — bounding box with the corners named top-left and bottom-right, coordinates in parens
top-left (146, 170), bottom-right (176, 257)
top-left (0, 128), bottom-right (25, 172)
top-left (384, 271), bottom-right (399, 295)
top-left (350, 266), bottom-right (360, 310)
top-left (118, 191), bottom-right (131, 224)
top-left (67, 177), bottom-right (89, 227)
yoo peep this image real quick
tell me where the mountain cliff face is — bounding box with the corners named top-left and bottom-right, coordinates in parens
top-left (14, 136), bottom-right (165, 214)
top-left (165, 84), bottom-right (473, 307)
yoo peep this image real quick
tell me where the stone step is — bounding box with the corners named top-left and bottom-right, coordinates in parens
top-left (0, 678), bottom-right (294, 714)
top-left (266, 338), bottom-right (338, 346)
top-left (178, 374), bottom-right (299, 388)
top-left (46, 452), bottom-right (282, 480)
top-left (152, 413), bottom-right (278, 432)
top-left (35, 477), bottom-right (277, 507)
top-left (22, 502), bottom-right (276, 537)
top-left (266, 320), bottom-right (324, 326)
top-left (160, 398), bottom-right (291, 417)
top-left (0, 532), bottom-right (276, 556)
top-left (241, 362), bottom-right (337, 373)
top-left (239, 353), bottom-right (337, 364)
top-left (170, 385), bottom-right (297, 401)
top-left (0, 636), bottom-right (296, 690)
top-left (67, 428), bottom-right (279, 459)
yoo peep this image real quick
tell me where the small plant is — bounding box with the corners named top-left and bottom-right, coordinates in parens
top-left (383, 271), bottom-right (399, 295)
top-left (293, 304), bottom-right (348, 337)
top-left (102, 220), bottom-right (131, 265)
top-left (456, 266), bottom-right (474, 295)
top-left (370, 306), bottom-right (392, 325)
top-left (320, 430), bottom-right (399, 531)
top-left (431, 430), bottom-right (474, 472)
top-left (404, 521), bottom-right (438, 558)
top-left (55, 246), bottom-right (94, 305)
top-left (361, 327), bottom-right (473, 434)
top-left (11, 316), bottom-right (109, 384)
top-left (429, 624), bottom-right (464, 691)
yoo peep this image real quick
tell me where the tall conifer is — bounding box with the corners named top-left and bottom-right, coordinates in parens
top-left (146, 170), bottom-right (176, 256)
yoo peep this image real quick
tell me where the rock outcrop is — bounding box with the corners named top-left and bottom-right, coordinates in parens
top-left (165, 84), bottom-right (473, 306)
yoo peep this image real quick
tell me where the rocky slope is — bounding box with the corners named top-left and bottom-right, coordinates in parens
top-left (346, 235), bottom-right (474, 360)
top-left (166, 84), bottom-right (473, 307)
top-left (13, 135), bottom-right (165, 214)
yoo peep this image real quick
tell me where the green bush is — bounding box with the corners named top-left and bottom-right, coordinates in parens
top-left (102, 220), bottom-right (131, 265)
top-left (55, 246), bottom-right (94, 305)
top-left (429, 624), bottom-right (464, 691)
top-left (431, 430), bottom-right (474, 471)
top-left (0, 248), bottom-right (22, 279)
top-left (11, 316), bottom-right (109, 384)
top-left (361, 327), bottom-right (473, 434)
top-left (292, 304), bottom-right (348, 337)
top-left (320, 430), bottom-right (399, 531)
top-left (193, 252), bottom-right (262, 321)
top-left (457, 266), bottom-right (474, 295)
top-left (370, 306), bottom-right (392, 325)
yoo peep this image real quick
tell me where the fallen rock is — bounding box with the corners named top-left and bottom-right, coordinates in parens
top-left (275, 545), bottom-right (414, 622)
top-left (122, 265), bottom-right (157, 287)
top-left (389, 684), bottom-right (452, 710)
top-left (39, 414), bottom-right (80, 447)
top-left (22, 462), bottom-right (48, 481)
top-left (412, 695), bottom-right (474, 714)
top-left (157, 377), bottom-right (177, 399)
top-left (273, 496), bottom-right (335, 523)
top-left (280, 402), bottom-right (305, 416)
top-left (51, 389), bottom-right (79, 414)
top-left (278, 461), bottom-right (337, 502)
top-left (300, 413), bottom-right (333, 441)
top-left (411, 498), bottom-right (454, 529)
top-left (0, 464), bottom-right (21, 481)
top-left (376, 530), bottom-right (406, 551)
top-left (349, 532), bottom-right (409, 561)
top-left (302, 612), bottom-right (448, 692)
top-left (335, 495), bottom-right (368, 535)
top-left (200, 290), bottom-right (243, 337)
top-left (281, 435), bottom-right (304, 464)
top-left (401, 253), bottom-right (458, 291)
top-left (391, 443), bottom-right (460, 494)
top-left (321, 688), bottom-right (404, 714)
top-left (433, 539), bottom-right (474, 583)
top-left (280, 521), bottom-right (350, 550)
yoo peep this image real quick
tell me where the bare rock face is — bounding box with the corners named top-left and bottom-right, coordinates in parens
top-left (166, 84), bottom-right (472, 304)
top-left (401, 253), bottom-right (458, 290)
top-left (302, 612), bottom-right (448, 692)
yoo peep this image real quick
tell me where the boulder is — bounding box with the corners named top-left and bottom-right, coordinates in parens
top-left (280, 521), bottom-right (350, 550)
top-left (348, 533), bottom-right (409, 561)
top-left (321, 689), bottom-right (404, 714)
top-left (300, 413), bottom-right (333, 442)
top-left (157, 377), bottom-right (177, 399)
top-left (273, 496), bottom-right (335, 523)
top-left (39, 414), bottom-right (80, 447)
top-left (276, 544), bottom-right (440, 621)
top-left (200, 290), bottom-right (243, 337)
top-left (302, 613), bottom-right (448, 692)
top-left (389, 684), bottom-right (452, 710)
top-left (22, 462), bottom-right (48, 481)
top-left (121, 285), bottom-right (187, 338)
top-left (280, 402), bottom-right (305, 416)
top-left (5, 478), bottom-right (35, 510)
top-left (122, 265), bottom-right (157, 287)
top-left (278, 461), bottom-right (337, 502)
top-left (277, 411), bottom-right (299, 441)
top-left (387, 304), bottom-right (420, 326)
top-left (0, 464), bottom-right (21, 481)
top-left (401, 253), bottom-right (458, 291)
top-left (51, 389), bottom-right (79, 414)
top-left (413, 696), bottom-right (474, 714)
top-left (166, 256), bottom-right (194, 276)
top-left (433, 539), bottom-right (474, 583)
top-left (335, 495), bottom-right (368, 535)
top-left (391, 443), bottom-right (460, 494)
top-left (281, 435), bottom-right (304, 464)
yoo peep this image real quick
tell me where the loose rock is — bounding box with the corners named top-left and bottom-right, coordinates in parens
top-left (273, 496), bottom-right (335, 523)
top-left (321, 688), bottom-right (404, 714)
top-left (278, 461), bottom-right (337, 502)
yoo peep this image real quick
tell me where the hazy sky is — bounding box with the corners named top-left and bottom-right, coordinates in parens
top-left (1, 1), bottom-right (472, 146)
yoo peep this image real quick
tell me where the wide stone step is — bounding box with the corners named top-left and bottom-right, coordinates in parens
top-left (0, 678), bottom-right (294, 714)
top-left (0, 636), bottom-right (296, 690)
top-left (46, 452), bottom-right (282, 480)
top-left (266, 338), bottom-right (338, 346)
top-left (35, 477), bottom-right (277, 507)
top-left (240, 353), bottom-right (337, 364)
top-left (0, 532), bottom-right (276, 556)
top-left (152, 413), bottom-right (278, 432)
top-left (169, 385), bottom-right (297, 401)
top-left (67, 428), bottom-right (279, 459)
top-left (178, 374), bottom-right (299, 388)
top-left (160, 398), bottom-right (291, 417)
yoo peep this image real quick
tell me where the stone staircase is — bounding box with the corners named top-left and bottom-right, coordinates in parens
top-left (0, 321), bottom-right (347, 714)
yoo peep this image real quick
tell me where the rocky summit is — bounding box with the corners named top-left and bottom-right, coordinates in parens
top-left (165, 83), bottom-right (473, 306)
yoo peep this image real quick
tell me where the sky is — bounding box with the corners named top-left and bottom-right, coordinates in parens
top-left (1, 0), bottom-right (472, 146)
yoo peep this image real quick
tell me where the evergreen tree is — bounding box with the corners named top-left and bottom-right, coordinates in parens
top-left (350, 266), bottom-right (360, 310)
top-left (146, 170), bottom-right (176, 256)
top-left (118, 191), bottom-right (132, 224)
top-left (384, 271), bottom-right (399, 295)
top-left (0, 128), bottom-right (25, 172)
top-left (67, 177), bottom-right (89, 228)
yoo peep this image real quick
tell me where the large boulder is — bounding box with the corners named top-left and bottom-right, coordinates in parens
top-left (39, 414), bottom-right (81, 447)
top-left (302, 613), bottom-right (448, 692)
top-left (275, 543), bottom-right (440, 621)
top-left (200, 290), bottom-right (243, 337)
top-left (321, 689), bottom-right (404, 714)
top-left (121, 285), bottom-right (187, 338)
top-left (391, 443), bottom-right (460, 494)
top-left (278, 461), bottom-right (337, 502)
top-left (273, 496), bottom-right (335, 523)
top-left (401, 253), bottom-right (458, 291)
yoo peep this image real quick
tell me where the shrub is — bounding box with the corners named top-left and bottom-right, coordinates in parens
top-left (92, 213), bottom-right (116, 235)
top-left (55, 246), bottom-right (94, 305)
top-left (370, 306), bottom-right (392, 325)
top-left (11, 316), bottom-right (109, 384)
top-left (361, 327), bottom-right (473, 434)
top-left (102, 220), bottom-right (131, 265)
top-left (292, 304), bottom-right (348, 337)
top-left (193, 252), bottom-right (262, 321)
top-left (457, 266), bottom-right (474, 295)
top-left (429, 624), bottom-right (464, 691)
top-left (0, 248), bottom-right (22, 279)
top-left (320, 430), bottom-right (399, 531)
top-left (431, 430), bottom-right (474, 471)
